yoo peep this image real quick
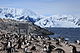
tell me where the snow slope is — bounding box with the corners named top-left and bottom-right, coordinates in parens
top-left (35, 15), bottom-right (80, 28)
top-left (0, 7), bottom-right (43, 22)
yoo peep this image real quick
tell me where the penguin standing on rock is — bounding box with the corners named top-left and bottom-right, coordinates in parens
top-left (6, 41), bottom-right (12, 53)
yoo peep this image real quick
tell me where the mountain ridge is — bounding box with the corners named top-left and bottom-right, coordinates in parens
top-left (0, 7), bottom-right (43, 22)
top-left (35, 15), bottom-right (80, 28)
top-left (0, 7), bottom-right (80, 28)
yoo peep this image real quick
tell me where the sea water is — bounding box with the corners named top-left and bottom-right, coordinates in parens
top-left (47, 27), bottom-right (80, 42)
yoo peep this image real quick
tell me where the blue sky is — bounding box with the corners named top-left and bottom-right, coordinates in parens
top-left (0, 0), bottom-right (80, 17)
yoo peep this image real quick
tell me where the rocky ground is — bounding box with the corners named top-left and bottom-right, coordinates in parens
top-left (0, 18), bottom-right (80, 53)
top-left (0, 32), bottom-right (80, 53)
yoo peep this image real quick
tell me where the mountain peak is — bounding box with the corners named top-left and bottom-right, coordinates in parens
top-left (35, 15), bottom-right (80, 28)
top-left (0, 7), bottom-right (80, 28)
top-left (0, 7), bottom-right (42, 22)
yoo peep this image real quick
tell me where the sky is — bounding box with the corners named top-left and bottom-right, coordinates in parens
top-left (0, 0), bottom-right (80, 17)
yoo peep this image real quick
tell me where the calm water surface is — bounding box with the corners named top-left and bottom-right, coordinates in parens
top-left (46, 27), bottom-right (80, 42)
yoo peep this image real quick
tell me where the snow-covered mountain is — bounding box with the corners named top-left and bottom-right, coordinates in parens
top-left (0, 7), bottom-right (80, 28)
top-left (35, 15), bottom-right (80, 28)
top-left (0, 7), bottom-right (43, 22)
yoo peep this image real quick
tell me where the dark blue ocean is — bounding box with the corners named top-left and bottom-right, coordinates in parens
top-left (46, 28), bottom-right (80, 42)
